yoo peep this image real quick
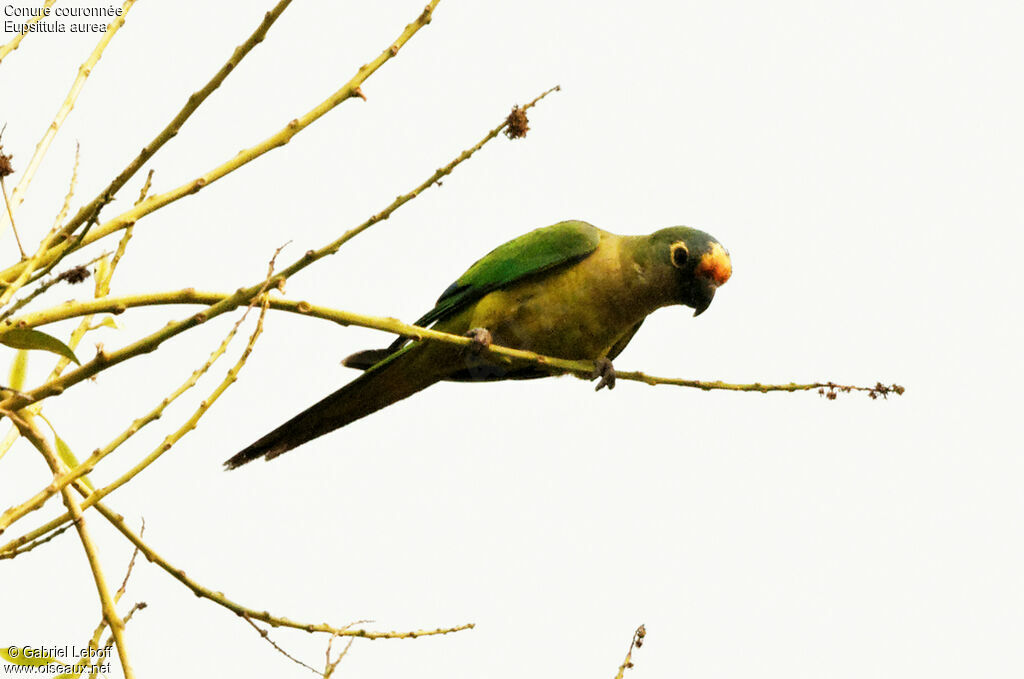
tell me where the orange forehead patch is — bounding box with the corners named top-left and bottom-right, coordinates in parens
top-left (697, 242), bottom-right (732, 285)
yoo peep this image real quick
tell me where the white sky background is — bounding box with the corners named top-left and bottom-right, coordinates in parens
top-left (1, 1), bottom-right (1022, 677)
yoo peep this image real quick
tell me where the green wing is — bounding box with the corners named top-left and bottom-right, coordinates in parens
top-left (372, 221), bottom-right (600, 354)
top-left (419, 220), bottom-right (601, 327)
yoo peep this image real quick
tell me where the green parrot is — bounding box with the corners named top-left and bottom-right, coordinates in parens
top-left (224, 220), bottom-right (731, 469)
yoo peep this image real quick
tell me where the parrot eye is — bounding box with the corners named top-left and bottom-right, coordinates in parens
top-left (670, 241), bottom-right (689, 268)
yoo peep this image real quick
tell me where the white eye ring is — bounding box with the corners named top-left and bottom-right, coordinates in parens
top-left (670, 241), bottom-right (689, 268)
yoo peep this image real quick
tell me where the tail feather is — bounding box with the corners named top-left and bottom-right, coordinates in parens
top-left (224, 345), bottom-right (441, 469)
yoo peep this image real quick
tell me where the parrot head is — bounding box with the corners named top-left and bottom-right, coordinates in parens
top-left (652, 227), bottom-right (732, 316)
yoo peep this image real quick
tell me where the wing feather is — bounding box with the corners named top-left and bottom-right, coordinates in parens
top-left (382, 221), bottom-right (601, 352)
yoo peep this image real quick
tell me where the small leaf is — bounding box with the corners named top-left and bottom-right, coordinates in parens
top-left (7, 349), bottom-right (28, 391)
top-left (87, 316), bottom-right (121, 331)
top-left (55, 435), bottom-right (94, 492)
top-left (0, 329), bottom-right (79, 365)
top-left (1, 646), bottom-right (57, 667)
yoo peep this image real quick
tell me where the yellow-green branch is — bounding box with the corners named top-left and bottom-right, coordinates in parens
top-left (5, 286), bottom-right (905, 398)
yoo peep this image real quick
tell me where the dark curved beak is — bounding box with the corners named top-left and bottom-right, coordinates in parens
top-left (692, 280), bottom-right (717, 317)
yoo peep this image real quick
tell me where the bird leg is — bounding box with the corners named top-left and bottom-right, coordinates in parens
top-left (464, 327), bottom-right (493, 354)
top-left (592, 357), bottom-right (616, 391)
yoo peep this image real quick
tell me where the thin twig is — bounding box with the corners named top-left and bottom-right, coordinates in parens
top-left (101, 602), bottom-right (147, 653)
top-left (116, 518), bottom-right (144, 599)
top-left (70, 618), bottom-right (114, 679)
top-left (324, 634), bottom-right (356, 678)
top-left (103, 167), bottom-right (154, 287)
top-left (614, 625), bottom-right (646, 679)
top-left (0, 175), bottom-right (24, 258)
top-left (122, 601), bottom-right (146, 625)
top-left (0, 520), bottom-right (71, 559)
top-left (0, 127), bottom-right (24, 256)
top-left (242, 614), bottom-right (321, 675)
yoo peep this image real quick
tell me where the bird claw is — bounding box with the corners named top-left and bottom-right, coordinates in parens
top-left (592, 357), bottom-right (616, 391)
top-left (465, 327), bottom-right (492, 354)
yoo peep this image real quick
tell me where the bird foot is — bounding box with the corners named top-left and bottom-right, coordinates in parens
top-left (465, 327), bottom-right (493, 354)
top-left (592, 357), bottom-right (616, 391)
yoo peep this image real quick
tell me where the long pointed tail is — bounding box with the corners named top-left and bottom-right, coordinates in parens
top-left (224, 345), bottom-right (441, 469)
